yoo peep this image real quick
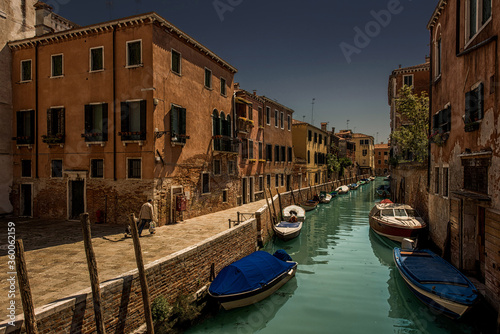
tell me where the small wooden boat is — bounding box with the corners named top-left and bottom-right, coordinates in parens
top-left (358, 180), bottom-right (366, 185)
top-left (335, 185), bottom-right (349, 194)
top-left (369, 176), bottom-right (376, 181)
top-left (394, 248), bottom-right (478, 319)
top-left (348, 183), bottom-right (359, 190)
top-left (375, 184), bottom-right (391, 198)
top-left (360, 178), bottom-right (370, 183)
top-left (319, 191), bottom-right (332, 204)
top-left (368, 202), bottom-right (427, 243)
top-left (329, 191), bottom-right (338, 198)
top-left (209, 250), bottom-right (298, 310)
top-left (274, 205), bottom-right (305, 240)
top-left (300, 200), bottom-right (319, 211)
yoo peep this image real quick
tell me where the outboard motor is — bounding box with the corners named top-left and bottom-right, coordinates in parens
top-left (401, 238), bottom-right (416, 251)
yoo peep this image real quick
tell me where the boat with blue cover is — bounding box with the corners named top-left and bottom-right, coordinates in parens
top-left (393, 247), bottom-right (478, 319)
top-left (208, 250), bottom-right (298, 310)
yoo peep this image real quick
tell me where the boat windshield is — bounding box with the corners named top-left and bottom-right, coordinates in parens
top-left (394, 209), bottom-right (407, 217)
top-left (381, 209), bottom-right (394, 217)
top-left (406, 209), bottom-right (419, 218)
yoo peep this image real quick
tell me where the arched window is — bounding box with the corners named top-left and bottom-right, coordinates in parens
top-left (226, 114), bottom-right (232, 136)
top-left (212, 109), bottom-right (220, 136)
top-left (220, 111), bottom-right (227, 136)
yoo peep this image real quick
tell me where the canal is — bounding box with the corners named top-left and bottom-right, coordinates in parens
top-left (187, 179), bottom-right (494, 334)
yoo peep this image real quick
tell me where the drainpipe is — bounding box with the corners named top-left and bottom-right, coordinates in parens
top-left (428, 26), bottom-right (433, 190)
top-left (112, 26), bottom-right (117, 181)
top-left (456, 0), bottom-right (460, 56)
top-left (35, 41), bottom-right (39, 179)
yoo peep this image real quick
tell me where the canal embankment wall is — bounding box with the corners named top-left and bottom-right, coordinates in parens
top-left (1, 177), bottom-right (367, 333)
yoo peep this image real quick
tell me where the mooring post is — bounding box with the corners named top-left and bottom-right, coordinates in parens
top-left (237, 212), bottom-right (240, 224)
top-left (80, 213), bottom-right (106, 334)
top-left (129, 213), bottom-right (155, 334)
top-left (228, 219), bottom-right (231, 229)
top-left (15, 239), bottom-right (39, 334)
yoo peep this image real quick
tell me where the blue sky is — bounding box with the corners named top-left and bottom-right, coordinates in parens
top-left (52, 0), bottom-right (438, 144)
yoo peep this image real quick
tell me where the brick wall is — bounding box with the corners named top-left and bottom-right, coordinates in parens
top-left (0, 219), bottom-right (257, 334)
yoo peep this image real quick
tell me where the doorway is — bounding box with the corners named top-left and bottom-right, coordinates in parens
top-left (249, 177), bottom-right (254, 203)
top-left (242, 178), bottom-right (247, 204)
top-left (20, 184), bottom-right (32, 217)
top-left (69, 180), bottom-right (85, 220)
top-left (477, 206), bottom-right (486, 282)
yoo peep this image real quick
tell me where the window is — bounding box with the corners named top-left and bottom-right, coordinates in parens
top-left (379, 152), bottom-right (382, 156)
top-left (90, 47), bottom-right (104, 72)
top-left (403, 75), bottom-right (413, 87)
top-left (213, 159), bottom-right (221, 175)
top-left (170, 104), bottom-right (187, 143)
top-left (308, 130), bottom-right (312, 141)
top-left (45, 107), bottom-right (65, 142)
top-left (258, 107), bottom-right (263, 127)
top-left (121, 100), bottom-right (146, 140)
top-left (432, 106), bottom-right (451, 134)
top-left (202, 173), bottom-right (210, 194)
top-left (274, 110), bottom-right (279, 127)
top-left (267, 174), bottom-right (271, 188)
top-left (171, 49), bottom-right (181, 74)
top-left (91, 159), bottom-right (104, 178)
top-left (21, 60), bottom-right (31, 81)
top-left (220, 77), bottom-right (226, 95)
top-left (126, 40), bottom-right (142, 66)
top-left (274, 145), bottom-right (280, 162)
top-left (465, 83), bottom-right (484, 127)
top-left (266, 144), bottom-right (272, 161)
top-left (228, 160), bottom-right (236, 175)
top-left (468, 0), bottom-right (492, 40)
top-left (280, 112), bottom-right (284, 129)
top-left (222, 189), bottom-right (228, 203)
top-left (378, 160), bottom-right (382, 165)
top-left (51, 54), bottom-right (63, 77)
top-left (242, 139), bottom-right (248, 159)
top-left (435, 167), bottom-right (440, 195)
top-left (281, 174), bottom-right (284, 186)
top-left (287, 114), bottom-right (291, 131)
top-left (363, 149), bottom-right (367, 156)
top-left (259, 176), bottom-right (264, 191)
top-left (280, 146), bottom-right (286, 162)
top-left (266, 107), bottom-right (271, 125)
top-left (128, 159), bottom-right (141, 179)
top-left (287, 147), bottom-right (292, 162)
top-left (307, 150), bottom-right (310, 163)
top-left (258, 142), bottom-right (263, 160)
top-left (463, 158), bottom-right (489, 194)
top-left (51, 160), bottom-right (63, 178)
top-left (204, 68), bottom-right (212, 89)
top-left (16, 110), bottom-right (34, 144)
top-left (275, 174), bottom-right (279, 187)
top-left (319, 134), bottom-right (322, 144)
top-left (248, 105), bottom-right (253, 120)
top-left (85, 104), bottom-right (108, 142)
top-left (248, 140), bottom-right (254, 159)
top-left (314, 133), bottom-right (317, 143)
top-left (436, 37), bottom-right (442, 77)
top-left (443, 167), bottom-right (449, 197)
top-left (21, 160), bottom-right (31, 178)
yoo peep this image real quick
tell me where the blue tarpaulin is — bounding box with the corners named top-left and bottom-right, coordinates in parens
top-left (209, 251), bottom-right (295, 296)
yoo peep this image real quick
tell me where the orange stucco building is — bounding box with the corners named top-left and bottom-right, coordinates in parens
top-left (9, 12), bottom-right (238, 224)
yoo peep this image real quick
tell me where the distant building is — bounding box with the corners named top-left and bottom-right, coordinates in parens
top-left (0, 0), bottom-right (75, 214)
top-left (9, 12), bottom-right (237, 224)
top-left (335, 129), bottom-right (356, 163)
top-left (374, 143), bottom-right (389, 176)
top-left (292, 120), bottom-right (328, 186)
top-left (352, 133), bottom-right (374, 175)
top-left (427, 0), bottom-right (500, 307)
top-left (388, 57), bottom-right (430, 159)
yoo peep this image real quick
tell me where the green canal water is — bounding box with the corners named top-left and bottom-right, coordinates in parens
top-left (187, 179), bottom-right (494, 334)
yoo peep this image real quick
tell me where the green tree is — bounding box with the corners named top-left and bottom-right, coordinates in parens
top-left (390, 85), bottom-right (429, 162)
top-left (339, 157), bottom-right (352, 177)
top-left (327, 153), bottom-right (341, 176)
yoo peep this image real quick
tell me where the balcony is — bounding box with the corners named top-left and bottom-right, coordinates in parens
top-left (213, 135), bottom-right (240, 154)
top-left (43, 134), bottom-right (65, 147)
top-left (237, 117), bottom-right (254, 134)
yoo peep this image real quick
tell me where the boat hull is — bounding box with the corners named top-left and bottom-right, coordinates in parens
top-left (273, 221), bottom-right (302, 241)
top-left (393, 249), bottom-right (478, 319)
top-left (300, 201), bottom-right (318, 211)
top-left (369, 217), bottom-right (425, 242)
top-left (211, 264), bottom-right (297, 310)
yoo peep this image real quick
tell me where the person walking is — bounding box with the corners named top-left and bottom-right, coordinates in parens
top-left (138, 199), bottom-right (155, 236)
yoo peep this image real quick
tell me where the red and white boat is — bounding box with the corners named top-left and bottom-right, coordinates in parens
top-left (368, 201), bottom-right (427, 243)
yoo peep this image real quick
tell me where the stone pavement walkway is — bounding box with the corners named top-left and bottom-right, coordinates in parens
top-left (0, 199), bottom-right (267, 324)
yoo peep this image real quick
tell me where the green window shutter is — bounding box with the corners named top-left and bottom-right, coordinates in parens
top-left (47, 109), bottom-right (53, 135)
top-left (171, 105), bottom-right (179, 136)
top-left (58, 108), bottom-right (65, 135)
top-left (28, 110), bottom-right (34, 141)
top-left (212, 111), bottom-right (218, 136)
top-left (180, 107), bottom-right (186, 135)
top-left (85, 105), bottom-right (93, 134)
top-left (445, 107), bottom-right (451, 132)
top-left (121, 102), bottom-right (129, 133)
top-left (477, 83), bottom-right (484, 120)
top-left (464, 91), bottom-right (472, 123)
top-left (140, 100), bottom-right (147, 140)
top-left (102, 103), bottom-right (108, 141)
top-left (17, 111), bottom-right (23, 137)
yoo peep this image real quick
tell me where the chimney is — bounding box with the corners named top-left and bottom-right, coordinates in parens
top-left (332, 127), bottom-right (335, 134)
top-left (253, 90), bottom-right (257, 95)
top-left (425, 55), bottom-right (430, 63)
top-left (320, 122), bottom-right (327, 131)
top-left (34, 1), bottom-right (54, 36)
top-left (234, 82), bottom-right (240, 90)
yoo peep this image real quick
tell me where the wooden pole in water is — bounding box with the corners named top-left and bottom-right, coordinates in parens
top-left (291, 188), bottom-right (297, 205)
top-left (267, 188), bottom-right (278, 223)
top-left (129, 213), bottom-right (155, 334)
top-left (80, 213), bottom-right (106, 334)
top-left (277, 190), bottom-right (283, 220)
top-left (263, 184), bottom-right (274, 226)
top-left (15, 239), bottom-right (39, 334)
